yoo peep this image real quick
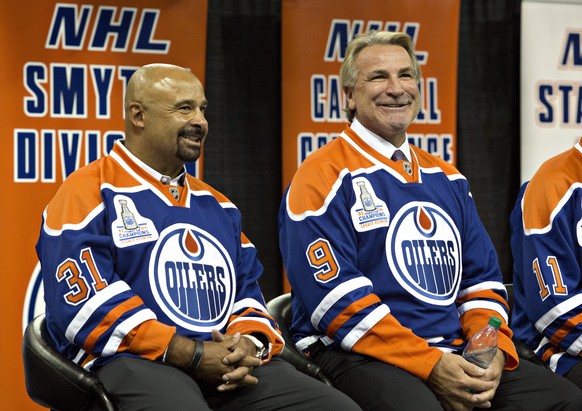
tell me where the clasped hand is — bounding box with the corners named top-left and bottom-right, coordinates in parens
top-left (192, 329), bottom-right (262, 392)
top-left (426, 350), bottom-right (504, 411)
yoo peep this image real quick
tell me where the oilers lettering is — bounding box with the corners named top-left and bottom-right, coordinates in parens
top-left (150, 225), bottom-right (235, 331)
top-left (401, 239), bottom-right (457, 293)
top-left (387, 202), bottom-right (462, 305)
top-left (164, 261), bottom-right (227, 319)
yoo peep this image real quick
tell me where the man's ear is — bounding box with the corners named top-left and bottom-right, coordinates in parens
top-left (345, 88), bottom-right (356, 111)
top-left (128, 102), bottom-right (145, 128)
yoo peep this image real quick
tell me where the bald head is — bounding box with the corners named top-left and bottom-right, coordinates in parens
top-left (125, 64), bottom-right (200, 114)
top-left (123, 63), bottom-right (208, 177)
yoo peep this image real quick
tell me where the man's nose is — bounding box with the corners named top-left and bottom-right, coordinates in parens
top-left (188, 109), bottom-right (207, 124)
top-left (384, 78), bottom-right (404, 94)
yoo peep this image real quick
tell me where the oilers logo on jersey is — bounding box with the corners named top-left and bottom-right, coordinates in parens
top-left (386, 201), bottom-right (461, 306)
top-left (149, 224), bottom-right (235, 332)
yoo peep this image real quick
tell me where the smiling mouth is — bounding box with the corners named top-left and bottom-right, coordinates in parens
top-left (379, 102), bottom-right (408, 108)
top-left (181, 134), bottom-right (201, 141)
top-left (181, 136), bottom-right (202, 148)
top-left (180, 129), bottom-right (205, 142)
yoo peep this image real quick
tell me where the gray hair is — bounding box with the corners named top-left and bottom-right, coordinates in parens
top-left (340, 31), bottom-right (421, 121)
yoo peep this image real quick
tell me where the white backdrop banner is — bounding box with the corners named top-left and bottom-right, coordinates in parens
top-left (521, 0), bottom-right (582, 182)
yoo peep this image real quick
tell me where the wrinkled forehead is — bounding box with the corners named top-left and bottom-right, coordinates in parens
top-left (357, 44), bottom-right (413, 70)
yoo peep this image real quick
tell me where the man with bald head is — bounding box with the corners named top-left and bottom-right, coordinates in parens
top-left (36, 64), bottom-right (360, 410)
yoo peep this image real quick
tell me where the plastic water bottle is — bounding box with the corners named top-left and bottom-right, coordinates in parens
top-left (462, 316), bottom-right (502, 368)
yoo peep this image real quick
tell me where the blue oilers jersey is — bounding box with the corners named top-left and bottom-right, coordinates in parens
top-left (36, 140), bottom-right (283, 370)
top-left (279, 122), bottom-right (516, 380)
top-left (510, 138), bottom-right (582, 376)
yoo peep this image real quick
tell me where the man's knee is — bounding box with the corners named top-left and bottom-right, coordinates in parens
top-left (97, 356), bottom-right (209, 410)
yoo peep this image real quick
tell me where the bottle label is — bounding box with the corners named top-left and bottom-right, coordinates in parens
top-left (463, 346), bottom-right (497, 369)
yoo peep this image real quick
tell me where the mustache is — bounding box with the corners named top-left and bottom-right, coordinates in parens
top-left (179, 125), bottom-right (206, 138)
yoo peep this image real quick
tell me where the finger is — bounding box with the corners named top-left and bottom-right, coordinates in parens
top-left (465, 378), bottom-right (496, 395)
top-left (461, 362), bottom-right (486, 378)
top-left (223, 351), bottom-right (261, 367)
top-left (217, 374), bottom-right (258, 391)
top-left (469, 388), bottom-right (495, 408)
top-left (222, 366), bottom-right (253, 383)
top-left (223, 333), bottom-right (241, 351)
top-left (236, 356), bottom-right (261, 368)
top-left (470, 398), bottom-right (492, 409)
top-left (223, 349), bottom-right (246, 365)
top-left (222, 367), bottom-right (258, 383)
top-left (217, 380), bottom-right (238, 392)
top-left (239, 374), bottom-right (259, 385)
top-left (211, 329), bottom-right (225, 342)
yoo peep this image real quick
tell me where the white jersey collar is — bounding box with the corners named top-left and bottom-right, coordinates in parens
top-left (116, 140), bottom-right (186, 186)
top-left (350, 119), bottom-right (412, 162)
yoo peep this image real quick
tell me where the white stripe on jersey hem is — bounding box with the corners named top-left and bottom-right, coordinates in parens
top-left (311, 277), bottom-right (373, 329)
top-left (43, 204), bottom-right (105, 236)
top-left (72, 348), bottom-right (87, 365)
top-left (568, 335), bottom-right (582, 356)
top-left (296, 335), bottom-right (329, 352)
top-left (65, 281), bottom-right (131, 342)
top-left (457, 281), bottom-right (506, 299)
top-left (340, 305), bottom-right (390, 351)
top-left (549, 351), bottom-right (565, 373)
top-left (535, 337), bottom-right (550, 353)
top-left (425, 336), bottom-right (445, 343)
top-left (83, 357), bottom-right (98, 371)
top-left (232, 298), bottom-right (268, 314)
top-left (101, 309), bottom-right (157, 357)
top-left (536, 294), bottom-right (582, 333)
top-left (457, 300), bottom-right (509, 323)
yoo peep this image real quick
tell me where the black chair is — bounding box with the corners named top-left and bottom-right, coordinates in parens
top-left (266, 294), bottom-right (333, 385)
top-left (22, 313), bottom-right (117, 411)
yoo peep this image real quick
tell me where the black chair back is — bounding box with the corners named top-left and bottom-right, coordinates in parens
top-left (22, 314), bottom-right (117, 411)
top-left (267, 293), bottom-right (333, 385)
